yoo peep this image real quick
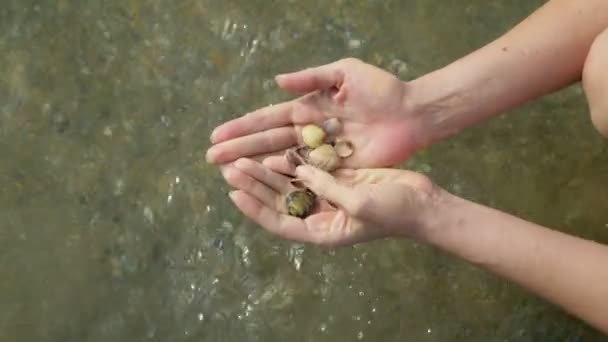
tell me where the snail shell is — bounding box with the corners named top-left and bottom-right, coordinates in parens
top-left (321, 118), bottom-right (342, 137)
top-left (286, 189), bottom-right (316, 218)
top-left (285, 146), bottom-right (311, 167)
top-left (301, 124), bottom-right (326, 149)
top-left (307, 144), bottom-right (340, 172)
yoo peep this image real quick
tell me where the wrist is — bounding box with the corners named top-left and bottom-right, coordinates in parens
top-left (402, 71), bottom-right (473, 148)
top-left (408, 186), bottom-right (465, 245)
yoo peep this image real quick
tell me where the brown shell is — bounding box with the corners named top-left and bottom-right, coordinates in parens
top-left (321, 118), bottom-right (342, 137)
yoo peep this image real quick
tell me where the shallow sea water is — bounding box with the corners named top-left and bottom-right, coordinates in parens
top-left (1, 1), bottom-right (607, 341)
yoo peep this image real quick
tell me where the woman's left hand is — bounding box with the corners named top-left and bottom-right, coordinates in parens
top-left (221, 158), bottom-right (439, 247)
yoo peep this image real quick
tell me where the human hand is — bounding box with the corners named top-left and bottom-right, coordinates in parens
top-left (221, 158), bottom-right (438, 247)
top-left (206, 58), bottom-right (428, 169)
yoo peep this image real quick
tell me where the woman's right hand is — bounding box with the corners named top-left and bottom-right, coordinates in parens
top-left (206, 58), bottom-right (431, 170)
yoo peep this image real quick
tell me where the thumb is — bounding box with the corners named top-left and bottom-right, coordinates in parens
top-left (275, 63), bottom-right (344, 94)
top-left (295, 165), bottom-right (360, 213)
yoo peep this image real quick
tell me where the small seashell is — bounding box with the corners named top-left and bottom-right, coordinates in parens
top-left (302, 124), bottom-right (326, 148)
top-left (296, 146), bottom-right (312, 159)
top-left (334, 140), bottom-right (354, 158)
top-left (285, 189), bottom-right (316, 218)
top-left (307, 144), bottom-right (340, 172)
top-left (321, 118), bottom-right (342, 137)
top-left (289, 178), bottom-right (306, 189)
top-left (285, 148), bottom-right (306, 167)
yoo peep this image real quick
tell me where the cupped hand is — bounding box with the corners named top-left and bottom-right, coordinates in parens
top-left (221, 158), bottom-right (438, 247)
top-left (206, 58), bottom-right (427, 169)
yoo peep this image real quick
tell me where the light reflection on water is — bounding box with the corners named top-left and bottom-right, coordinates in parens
top-left (0, 0), bottom-right (607, 341)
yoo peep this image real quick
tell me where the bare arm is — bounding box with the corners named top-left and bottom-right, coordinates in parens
top-left (419, 191), bottom-right (608, 334)
top-left (408, 0), bottom-right (608, 145)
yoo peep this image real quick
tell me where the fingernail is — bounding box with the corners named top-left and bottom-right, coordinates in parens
top-left (295, 165), bottom-right (314, 178)
top-left (228, 190), bottom-right (237, 199)
top-left (210, 129), bottom-right (218, 143)
top-left (205, 149), bottom-right (216, 163)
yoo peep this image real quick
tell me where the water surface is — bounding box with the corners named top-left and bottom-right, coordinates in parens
top-left (1, 1), bottom-right (607, 341)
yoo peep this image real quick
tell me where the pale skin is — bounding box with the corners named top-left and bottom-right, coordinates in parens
top-left (207, 0), bottom-right (608, 335)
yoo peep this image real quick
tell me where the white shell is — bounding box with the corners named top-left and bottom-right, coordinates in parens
top-left (334, 140), bottom-right (354, 158)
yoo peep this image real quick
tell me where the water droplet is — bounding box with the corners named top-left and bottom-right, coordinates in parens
top-left (357, 331), bottom-right (364, 339)
top-left (143, 207), bottom-right (154, 224)
top-left (198, 313), bottom-right (204, 321)
top-left (113, 178), bottom-right (125, 196)
top-left (427, 328), bottom-right (432, 334)
top-left (389, 58), bottom-right (409, 77)
top-left (348, 39), bottom-right (362, 49)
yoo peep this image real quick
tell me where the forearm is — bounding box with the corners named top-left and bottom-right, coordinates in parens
top-left (419, 191), bottom-right (608, 334)
top-left (407, 0), bottom-right (608, 145)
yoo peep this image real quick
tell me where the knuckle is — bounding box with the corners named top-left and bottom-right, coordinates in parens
top-left (222, 167), bottom-right (239, 184)
top-left (341, 57), bottom-right (361, 65)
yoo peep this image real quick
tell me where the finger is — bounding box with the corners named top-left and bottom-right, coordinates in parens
top-left (229, 190), bottom-right (326, 243)
top-left (210, 102), bottom-right (293, 144)
top-left (221, 165), bottom-right (280, 210)
top-left (295, 165), bottom-right (361, 214)
top-left (234, 158), bottom-right (292, 193)
top-left (275, 61), bottom-right (344, 94)
top-left (206, 126), bottom-right (298, 164)
top-left (248, 151), bottom-right (285, 164)
top-left (583, 27), bottom-right (608, 135)
top-left (262, 155), bottom-right (296, 177)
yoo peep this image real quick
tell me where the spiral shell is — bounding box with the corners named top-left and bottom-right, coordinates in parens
top-left (286, 189), bottom-right (316, 218)
top-left (307, 144), bottom-right (340, 172)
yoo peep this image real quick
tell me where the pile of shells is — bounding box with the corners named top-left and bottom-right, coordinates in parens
top-left (285, 118), bottom-right (353, 172)
top-left (284, 118), bottom-right (354, 218)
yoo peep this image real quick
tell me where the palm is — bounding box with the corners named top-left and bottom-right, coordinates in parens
top-left (206, 58), bottom-right (421, 168)
top-left (221, 158), bottom-right (380, 246)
